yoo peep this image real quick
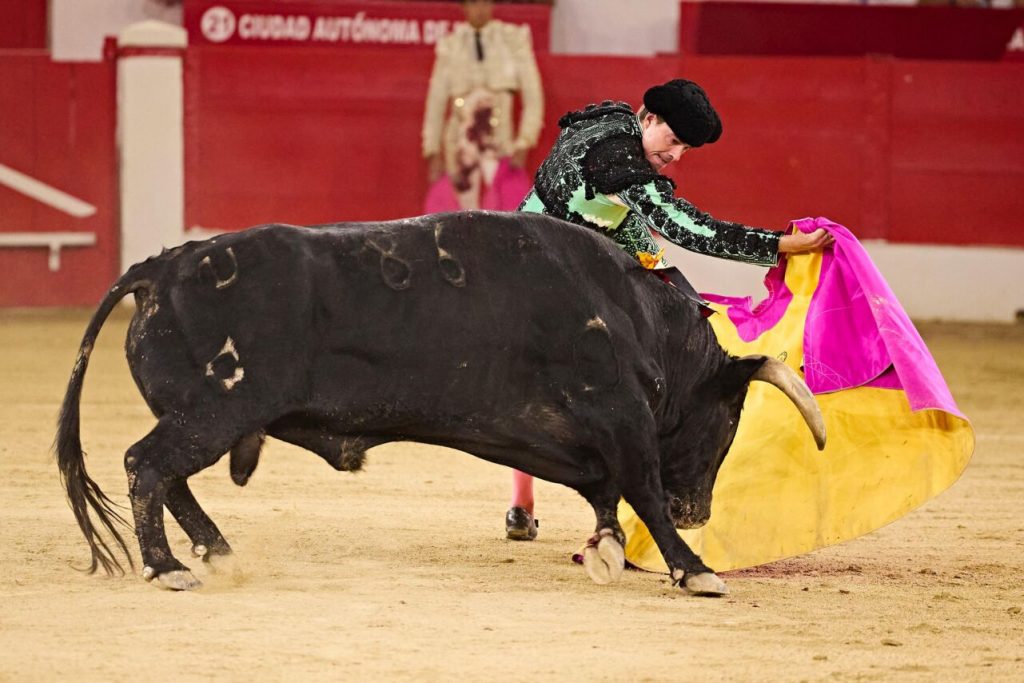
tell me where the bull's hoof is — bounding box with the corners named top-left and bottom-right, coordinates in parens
top-left (683, 571), bottom-right (729, 597)
top-left (192, 543), bottom-right (232, 563)
top-left (582, 529), bottom-right (625, 585)
top-left (155, 570), bottom-right (203, 591)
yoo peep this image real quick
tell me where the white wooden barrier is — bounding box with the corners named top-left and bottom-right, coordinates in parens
top-left (0, 232), bottom-right (97, 272)
top-left (117, 20), bottom-right (187, 275)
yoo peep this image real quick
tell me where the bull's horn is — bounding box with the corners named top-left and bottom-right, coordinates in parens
top-left (748, 356), bottom-right (827, 450)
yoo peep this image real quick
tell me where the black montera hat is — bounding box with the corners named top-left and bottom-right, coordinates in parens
top-left (642, 79), bottom-right (722, 147)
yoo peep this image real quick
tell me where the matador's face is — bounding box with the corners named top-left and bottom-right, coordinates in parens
top-left (640, 112), bottom-right (691, 171)
top-left (462, 0), bottom-right (494, 29)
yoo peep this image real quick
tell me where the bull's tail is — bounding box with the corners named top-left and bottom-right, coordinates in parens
top-left (55, 265), bottom-right (156, 575)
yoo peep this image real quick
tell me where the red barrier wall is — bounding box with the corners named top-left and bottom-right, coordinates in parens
top-left (185, 48), bottom-right (1024, 248)
top-left (0, 53), bottom-right (118, 307)
top-left (185, 45), bottom-right (435, 227)
top-left (679, 2), bottom-right (1024, 61)
top-left (659, 57), bottom-right (1024, 247)
top-left (0, 0), bottom-right (47, 49)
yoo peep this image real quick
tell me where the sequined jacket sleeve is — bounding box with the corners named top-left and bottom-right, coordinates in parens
top-left (616, 177), bottom-right (782, 267)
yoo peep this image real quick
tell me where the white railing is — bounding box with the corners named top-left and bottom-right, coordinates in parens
top-left (0, 232), bottom-right (97, 271)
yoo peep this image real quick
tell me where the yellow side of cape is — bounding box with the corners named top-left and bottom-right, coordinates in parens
top-left (619, 251), bottom-right (975, 573)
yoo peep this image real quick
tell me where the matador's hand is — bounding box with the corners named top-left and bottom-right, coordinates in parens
top-left (778, 228), bottom-right (834, 254)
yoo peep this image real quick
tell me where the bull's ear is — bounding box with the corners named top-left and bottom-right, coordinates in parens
top-left (715, 356), bottom-right (769, 398)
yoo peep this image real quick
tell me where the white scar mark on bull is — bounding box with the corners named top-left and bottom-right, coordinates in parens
top-left (434, 223), bottom-right (466, 287)
top-left (199, 247), bottom-right (239, 289)
top-left (576, 316), bottom-right (618, 391)
top-left (205, 336), bottom-right (245, 390)
top-left (364, 238), bottom-right (412, 290)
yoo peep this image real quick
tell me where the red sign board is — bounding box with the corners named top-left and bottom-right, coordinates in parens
top-left (678, 2), bottom-right (1024, 62)
top-left (184, 0), bottom-right (551, 51)
top-left (1006, 25), bottom-right (1024, 62)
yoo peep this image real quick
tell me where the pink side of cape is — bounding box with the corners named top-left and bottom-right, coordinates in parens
top-left (704, 217), bottom-right (963, 417)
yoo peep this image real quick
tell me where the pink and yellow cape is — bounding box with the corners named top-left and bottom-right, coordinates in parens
top-left (620, 218), bottom-right (975, 572)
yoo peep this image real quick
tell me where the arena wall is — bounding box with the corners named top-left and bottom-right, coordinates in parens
top-left (182, 49), bottom-right (1024, 251)
top-left (180, 47), bottom-right (1024, 319)
top-left (0, 51), bottom-right (118, 307)
top-left (0, 24), bottom-right (1021, 319)
top-left (0, 0), bottom-right (47, 49)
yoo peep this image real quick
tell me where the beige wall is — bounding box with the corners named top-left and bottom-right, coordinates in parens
top-left (550, 0), bottom-right (679, 55)
top-left (50, 0), bottom-right (181, 61)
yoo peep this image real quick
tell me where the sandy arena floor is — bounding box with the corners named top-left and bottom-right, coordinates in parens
top-left (0, 308), bottom-right (1021, 681)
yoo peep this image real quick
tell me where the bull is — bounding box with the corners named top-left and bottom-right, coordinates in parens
top-left (56, 211), bottom-right (824, 595)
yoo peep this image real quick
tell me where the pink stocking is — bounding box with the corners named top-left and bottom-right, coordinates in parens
top-left (510, 470), bottom-right (534, 514)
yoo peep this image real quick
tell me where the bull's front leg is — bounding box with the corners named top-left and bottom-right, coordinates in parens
top-left (579, 483), bottom-right (627, 585)
top-left (622, 484), bottom-right (729, 597)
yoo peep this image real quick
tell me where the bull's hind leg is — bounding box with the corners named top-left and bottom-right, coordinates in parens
top-left (164, 480), bottom-right (232, 561)
top-left (125, 417), bottom-right (240, 590)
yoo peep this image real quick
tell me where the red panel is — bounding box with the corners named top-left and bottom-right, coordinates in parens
top-left (0, 55), bottom-right (119, 307)
top-left (888, 61), bottom-right (1024, 246)
top-left (0, 57), bottom-right (36, 230)
top-left (527, 56), bottom-right (878, 237)
top-left (0, 0), bottom-right (47, 49)
top-left (185, 45), bottom-right (437, 227)
top-left (679, 2), bottom-right (1024, 62)
top-left (184, 45), bottom-right (1024, 251)
top-left (659, 58), bottom-right (885, 238)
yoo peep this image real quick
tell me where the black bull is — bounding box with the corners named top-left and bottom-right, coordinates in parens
top-left (56, 211), bottom-right (824, 595)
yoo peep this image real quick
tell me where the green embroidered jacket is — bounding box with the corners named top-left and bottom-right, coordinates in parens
top-left (518, 101), bottom-right (781, 268)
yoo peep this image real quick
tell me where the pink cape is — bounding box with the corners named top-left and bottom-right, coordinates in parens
top-left (703, 217), bottom-right (963, 418)
top-left (620, 217), bottom-right (973, 573)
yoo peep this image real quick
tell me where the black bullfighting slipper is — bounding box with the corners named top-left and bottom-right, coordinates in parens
top-left (505, 506), bottom-right (539, 541)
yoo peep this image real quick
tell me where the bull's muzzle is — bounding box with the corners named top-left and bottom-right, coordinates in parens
top-left (670, 496), bottom-right (711, 530)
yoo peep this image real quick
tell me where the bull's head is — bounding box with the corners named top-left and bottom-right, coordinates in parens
top-left (660, 356), bottom-right (826, 529)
